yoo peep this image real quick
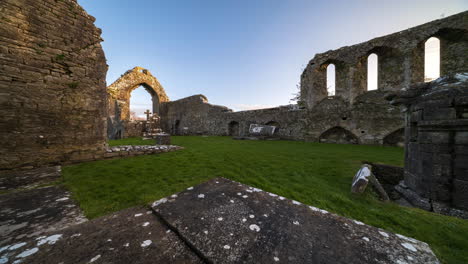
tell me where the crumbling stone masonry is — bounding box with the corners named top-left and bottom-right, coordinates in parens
top-left (0, 0), bottom-right (108, 169)
top-left (155, 12), bottom-right (467, 145)
top-left (387, 73), bottom-right (468, 218)
top-left (107, 67), bottom-right (169, 139)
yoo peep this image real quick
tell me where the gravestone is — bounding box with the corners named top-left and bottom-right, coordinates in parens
top-left (248, 124), bottom-right (276, 136)
top-left (155, 133), bottom-right (171, 145)
top-left (351, 164), bottom-right (372, 193)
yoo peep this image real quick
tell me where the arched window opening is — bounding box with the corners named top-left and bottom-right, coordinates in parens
top-left (424, 37), bottom-right (440, 82)
top-left (130, 85), bottom-right (152, 121)
top-left (367, 53), bottom-right (378, 91)
top-left (326, 64), bottom-right (336, 96)
top-left (228, 121), bottom-right (240, 136)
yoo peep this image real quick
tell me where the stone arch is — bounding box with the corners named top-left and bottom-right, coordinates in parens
top-left (107, 67), bottom-right (170, 121)
top-left (319, 127), bottom-right (358, 144)
top-left (265, 121), bottom-right (280, 134)
top-left (319, 59), bottom-right (347, 98)
top-left (432, 28), bottom-right (468, 76)
top-left (228, 121), bottom-right (240, 136)
top-left (383, 128), bottom-right (405, 147)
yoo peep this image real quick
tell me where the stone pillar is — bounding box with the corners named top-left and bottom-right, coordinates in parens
top-left (387, 73), bottom-right (468, 218)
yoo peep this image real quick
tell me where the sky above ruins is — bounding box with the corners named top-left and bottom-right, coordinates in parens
top-left (79, 0), bottom-right (467, 115)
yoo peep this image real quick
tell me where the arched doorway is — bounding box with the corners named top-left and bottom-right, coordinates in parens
top-left (228, 121), bottom-right (239, 136)
top-left (383, 128), bottom-right (405, 147)
top-left (319, 127), bottom-right (358, 144)
top-left (174, 120), bottom-right (180, 135)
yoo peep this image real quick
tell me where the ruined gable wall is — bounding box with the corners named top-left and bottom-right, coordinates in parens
top-left (300, 11), bottom-right (468, 109)
top-left (160, 96), bottom-right (306, 139)
top-left (107, 67), bottom-right (169, 121)
top-left (0, 0), bottom-right (108, 169)
top-left (160, 95), bottom-right (231, 135)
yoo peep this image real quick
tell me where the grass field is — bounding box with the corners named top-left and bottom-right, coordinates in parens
top-left (62, 136), bottom-right (468, 263)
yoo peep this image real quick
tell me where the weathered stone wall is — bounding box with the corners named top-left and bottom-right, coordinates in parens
top-left (160, 13), bottom-right (468, 145)
top-left (300, 11), bottom-right (468, 109)
top-left (305, 91), bottom-right (404, 145)
top-left (160, 95), bottom-right (233, 135)
top-left (107, 67), bottom-right (169, 139)
top-left (160, 92), bottom-right (402, 145)
top-left (387, 73), bottom-right (468, 217)
top-left (0, 0), bottom-right (108, 169)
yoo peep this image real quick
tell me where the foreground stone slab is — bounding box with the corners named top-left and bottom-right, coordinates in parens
top-left (0, 186), bottom-right (86, 249)
top-left (0, 207), bottom-right (202, 264)
top-left (0, 166), bottom-right (61, 191)
top-left (152, 178), bottom-right (439, 264)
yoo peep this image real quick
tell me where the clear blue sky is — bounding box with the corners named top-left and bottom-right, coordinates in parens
top-left (79, 0), bottom-right (467, 112)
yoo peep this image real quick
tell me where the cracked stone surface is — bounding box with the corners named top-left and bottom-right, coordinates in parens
top-left (0, 166), bottom-right (61, 191)
top-left (0, 207), bottom-right (203, 264)
top-left (152, 178), bottom-right (440, 264)
top-left (0, 185), bottom-right (86, 249)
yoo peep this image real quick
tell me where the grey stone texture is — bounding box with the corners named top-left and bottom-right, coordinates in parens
top-left (300, 11), bottom-right (468, 109)
top-left (0, 207), bottom-right (203, 264)
top-left (107, 67), bottom-right (169, 139)
top-left (155, 133), bottom-right (171, 145)
top-left (0, 0), bottom-right (108, 170)
top-left (0, 185), bottom-right (87, 248)
top-left (0, 166), bottom-right (61, 191)
top-left (103, 144), bottom-right (182, 159)
top-left (152, 178), bottom-right (439, 264)
top-left (387, 73), bottom-right (468, 216)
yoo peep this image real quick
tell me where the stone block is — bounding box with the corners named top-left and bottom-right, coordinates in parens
top-left (410, 110), bottom-right (423, 123)
top-left (418, 143), bottom-right (451, 153)
top-left (423, 108), bottom-right (457, 121)
top-left (155, 133), bottom-right (171, 145)
top-left (453, 179), bottom-right (468, 211)
top-left (455, 155), bottom-right (468, 169)
top-left (152, 178), bottom-right (439, 263)
top-left (455, 131), bottom-right (468, 144)
top-left (454, 168), bottom-right (468, 181)
top-left (418, 131), bottom-right (450, 144)
top-left (454, 145), bottom-right (468, 155)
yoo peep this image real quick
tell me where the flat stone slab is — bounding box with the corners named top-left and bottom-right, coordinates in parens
top-left (0, 206), bottom-right (203, 264)
top-left (0, 166), bottom-right (61, 191)
top-left (0, 186), bottom-right (86, 247)
top-left (152, 178), bottom-right (439, 264)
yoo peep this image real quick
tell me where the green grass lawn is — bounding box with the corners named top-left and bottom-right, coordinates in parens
top-left (63, 136), bottom-right (468, 263)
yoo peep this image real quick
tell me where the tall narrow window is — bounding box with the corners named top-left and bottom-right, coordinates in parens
top-left (326, 64), bottom-right (336, 96)
top-left (130, 86), bottom-right (152, 120)
top-left (424, 37), bottom-right (440, 82)
top-left (367, 53), bottom-right (378, 91)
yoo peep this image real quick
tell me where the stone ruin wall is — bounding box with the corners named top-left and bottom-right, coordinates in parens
top-left (157, 12), bottom-right (467, 145)
top-left (388, 74), bottom-right (468, 217)
top-left (300, 11), bottom-right (468, 108)
top-left (160, 95), bottom-right (306, 139)
top-left (0, 0), bottom-right (108, 170)
top-left (107, 67), bottom-right (169, 139)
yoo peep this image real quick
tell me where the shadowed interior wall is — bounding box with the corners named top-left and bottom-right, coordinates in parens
top-left (0, 0), bottom-right (108, 169)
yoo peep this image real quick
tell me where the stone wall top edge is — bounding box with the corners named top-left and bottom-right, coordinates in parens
top-left (305, 10), bottom-right (468, 67)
